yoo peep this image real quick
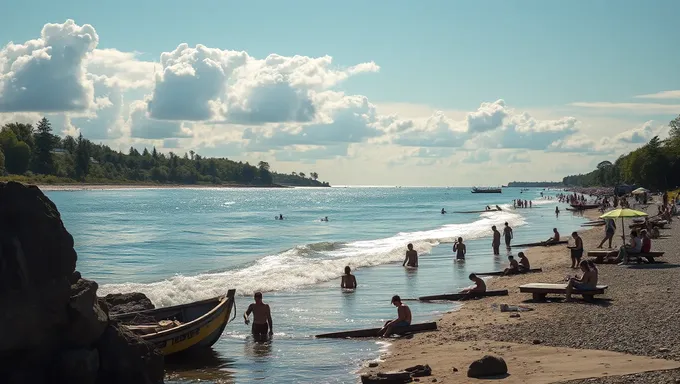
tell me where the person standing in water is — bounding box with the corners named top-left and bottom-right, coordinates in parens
top-left (244, 292), bottom-right (273, 340)
top-left (453, 237), bottom-right (466, 260)
top-left (341, 266), bottom-right (357, 289)
top-left (503, 222), bottom-right (513, 249)
top-left (555, 206), bottom-right (560, 217)
top-left (403, 243), bottom-right (418, 267)
top-left (491, 226), bottom-right (501, 255)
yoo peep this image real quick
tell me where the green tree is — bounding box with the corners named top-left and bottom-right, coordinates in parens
top-left (257, 161), bottom-right (272, 184)
top-left (669, 114), bottom-right (680, 139)
top-left (0, 147), bottom-right (5, 171)
top-left (62, 135), bottom-right (77, 153)
top-left (75, 133), bottom-right (91, 180)
top-left (32, 117), bottom-right (55, 175)
top-left (2, 122), bottom-right (35, 150)
top-left (5, 141), bottom-right (31, 174)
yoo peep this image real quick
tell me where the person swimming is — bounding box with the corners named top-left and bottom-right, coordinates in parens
top-left (441, 208), bottom-right (447, 214)
top-left (320, 216), bottom-right (329, 222)
top-left (341, 266), bottom-right (357, 289)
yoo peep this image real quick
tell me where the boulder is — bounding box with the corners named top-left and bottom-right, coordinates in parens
top-left (103, 292), bottom-right (155, 316)
top-left (64, 279), bottom-right (109, 347)
top-left (467, 355), bottom-right (508, 378)
top-left (97, 323), bottom-right (164, 384)
top-left (51, 348), bottom-right (100, 384)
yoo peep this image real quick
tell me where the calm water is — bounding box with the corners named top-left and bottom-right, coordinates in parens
top-left (47, 187), bottom-right (588, 384)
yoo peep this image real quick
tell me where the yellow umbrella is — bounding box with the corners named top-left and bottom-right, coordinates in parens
top-left (600, 208), bottom-right (648, 244)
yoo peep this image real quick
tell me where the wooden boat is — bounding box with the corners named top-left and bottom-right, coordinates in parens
top-left (476, 268), bottom-right (543, 277)
top-left (418, 289), bottom-right (508, 301)
top-left (471, 187), bottom-right (502, 194)
top-left (315, 322), bottom-right (437, 338)
top-left (112, 289), bottom-right (237, 356)
top-left (512, 240), bottom-right (567, 247)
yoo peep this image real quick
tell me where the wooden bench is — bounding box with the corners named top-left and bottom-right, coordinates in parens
top-left (519, 283), bottom-right (608, 302)
top-left (587, 250), bottom-right (664, 263)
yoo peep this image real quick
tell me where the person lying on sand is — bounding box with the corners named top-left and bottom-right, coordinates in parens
top-left (403, 243), bottom-right (418, 267)
top-left (565, 260), bottom-right (598, 301)
top-left (378, 295), bottom-right (412, 337)
top-left (461, 273), bottom-right (486, 293)
top-left (341, 266), bottom-right (357, 289)
top-left (244, 292), bottom-right (273, 340)
top-left (518, 252), bottom-right (530, 271)
top-left (546, 228), bottom-right (560, 244)
top-left (503, 255), bottom-right (520, 275)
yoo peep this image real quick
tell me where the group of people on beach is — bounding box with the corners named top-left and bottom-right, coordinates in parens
top-left (513, 199), bottom-right (532, 208)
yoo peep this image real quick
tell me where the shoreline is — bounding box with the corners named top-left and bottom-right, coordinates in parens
top-left (32, 183), bottom-right (298, 191)
top-left (362, 206), bottom-right (680, 382)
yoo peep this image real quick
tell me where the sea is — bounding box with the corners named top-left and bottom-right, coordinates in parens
top-left (45, 186), bottom-right (589, 384)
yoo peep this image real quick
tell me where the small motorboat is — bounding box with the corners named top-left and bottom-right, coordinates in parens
top-left (112, 289), bottom-right (237, 356)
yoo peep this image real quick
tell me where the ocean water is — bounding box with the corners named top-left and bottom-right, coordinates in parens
top-left (46, 187), bottom-right (588, 384)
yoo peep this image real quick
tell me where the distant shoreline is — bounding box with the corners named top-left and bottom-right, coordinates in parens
top-left (33, 183), bottom-right (302, 191)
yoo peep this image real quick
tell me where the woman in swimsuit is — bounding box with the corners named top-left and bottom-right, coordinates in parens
top-left (565, 260), bottom-right (597, 301)
top-left (453, 237), bottom-right (466, 260)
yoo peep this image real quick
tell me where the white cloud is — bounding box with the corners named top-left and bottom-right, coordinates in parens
top-left (569, 101), bottom-right (680, 115)
top-left (0, 19), bottom-right (98, 112)
top-left (128, 100), bottom-right (192, 139)
top-left (634, 90), bottom-right (680, 100)
top-left (462, 149), bottom-right (491, 164)
top-left (86, 48), bottom-right (157, 89)
top-left (466, 99), bottom-right (507, 133)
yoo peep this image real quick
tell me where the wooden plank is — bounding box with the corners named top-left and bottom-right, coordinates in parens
top-left (512, 240), bottom-right (567, 247)
top-left (476, 268), bottom-right (543, 277)
top-left (315, 322), bottom-right (437, 339)
top-left (519, 283), bottom-right (608, 295)
top-left (587, 250), bottom-right (664, 258)
top-left (419, 289), bottom-right (509, 301)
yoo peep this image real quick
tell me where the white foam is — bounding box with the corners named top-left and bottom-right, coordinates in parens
top-left (99, 209), bottom-right (526, 307)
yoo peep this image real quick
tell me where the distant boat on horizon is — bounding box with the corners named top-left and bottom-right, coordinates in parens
top-left (471, 186), bottom-right (502, 194)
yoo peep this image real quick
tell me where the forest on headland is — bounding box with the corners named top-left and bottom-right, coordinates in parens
top-left (0, 118), bottom-right (330, 187)
top-left (562, 115), bottom-right (680, 191)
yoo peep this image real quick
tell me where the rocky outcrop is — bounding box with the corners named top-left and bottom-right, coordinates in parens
top-left (467, 355), bottom-right (508, 378)
top-left (0, 181), bottom-right (164, 384)
top-left (103, 292), bottom-right (155, 316)
top-left (361, 365), bottom-right (432, 383)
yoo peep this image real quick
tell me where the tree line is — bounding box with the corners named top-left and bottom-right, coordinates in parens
top-left (562, 115), bottom-right (680, 191)
top-left (0, 118), bottom-right (330, 187)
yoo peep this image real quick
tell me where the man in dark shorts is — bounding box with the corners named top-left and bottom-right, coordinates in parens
top-left (244, 292), bottom-right (273, 341)
top-left (378, 295), bottom-right (412, 337)
top-left (503, 222), bottom-right (513, 249)
top-left (567, 231), bottom-right (583, 268)
top-left (403, 243), bottom-right (418, 267)
top-left (491, 226), bottom-right (501, 255)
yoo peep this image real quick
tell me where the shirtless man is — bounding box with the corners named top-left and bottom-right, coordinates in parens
top-left (402, 243), bottom-right (418, 267)
top-left (546, 228), bottom-right (560, 244)
top-left (378, 295), bottom-right (412, 337)
top-left (503, 222), bottom-right (513, 249)
top-left (461, 273), bottom-right (486, 293)
top-left (491, 226), bottom-right (501, 255)
top-left (567, 231), bottom-right (583, 268)
top-left (503, 255), bottom-right (520, 275)
top-left (244, 292), bottom-right (273, 341)
top-left (341, 266), bottom-right (357, 289)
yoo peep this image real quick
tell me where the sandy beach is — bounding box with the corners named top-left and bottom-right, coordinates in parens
top-left (363, 203), bottom-right (680, 383)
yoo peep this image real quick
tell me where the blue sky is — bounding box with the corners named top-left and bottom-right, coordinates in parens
top-left (0, 1), bottom-right (679, 185)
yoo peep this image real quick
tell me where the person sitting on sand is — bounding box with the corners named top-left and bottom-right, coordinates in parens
top-left (491, 226), bottom-right (501, 255)
top-left (244, 292), bottom-right (273, 340)
top-left (567, 231), bottom-right (583, 268)
top-left (640, 229), bottom-right (651, 253)
top-left (402, 243), bottom-right (418, 267)
top-left (453, 237), bottom-right (466, 260)
top-left (546, 228), bottom-right (560, 244)
top-left (597, 219), bottom-right (616, 249)
top-left (565, 260), bottom-right (597, 301)
top-left (461, 273), bottom-right (487, 293)
top-left (518, 252), bottom-right (530, 271)
top-left (614, 230), bottom-right (642, 265)
top-left (341, 266), bottom-right (357, 289)
top-left (378, 295), bottom-right (412, 337)
top-left (503, 255), bottom-right (520, 275)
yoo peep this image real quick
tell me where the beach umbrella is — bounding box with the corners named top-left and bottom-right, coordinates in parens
top-left (600, 208), bottom-right (648, 244)
top-left (631, 187), bottom-right (649, 195)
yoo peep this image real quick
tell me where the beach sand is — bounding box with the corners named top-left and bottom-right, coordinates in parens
top-left (362, 206), bottom-right (680, 383)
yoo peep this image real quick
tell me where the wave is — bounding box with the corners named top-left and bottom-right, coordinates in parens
top-left (99, 209), bottom-right (526, 307)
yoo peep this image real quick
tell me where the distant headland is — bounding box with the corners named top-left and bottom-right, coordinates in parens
top-left (0, 118), bottom-right (330, 188)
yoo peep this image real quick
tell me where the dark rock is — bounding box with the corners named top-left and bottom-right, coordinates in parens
top-left (361, 372), bottom-right (413, 383)
top-left (405, 365), bottom-right (432, 377)
top-left (533, 339), bottom-right (542, 344)
top-left (103, 292), bottom-right (155, 316)
top-left (452, 367), bottom-right (458, 372)
top-left (70, 271), bottom-right (82, 284)
top-left (65, 279), bottom-right (109, 347)
top-left (369, 362), bottom-right (379, 368)
top-left (97, 323), bottom-right (164, 384)
top-left (467, 355), bottom-right (508, 378)
top-left (52, 348), bottom-right (99, 384)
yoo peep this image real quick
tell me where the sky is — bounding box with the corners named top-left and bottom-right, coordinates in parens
top-left (0, 0), bottom-right (679, 186)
